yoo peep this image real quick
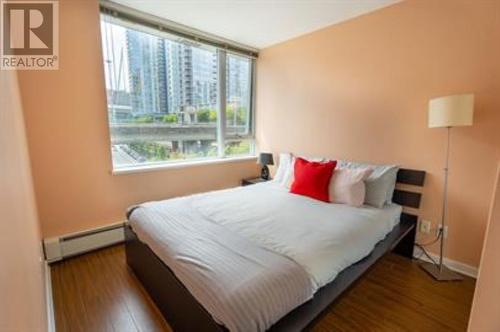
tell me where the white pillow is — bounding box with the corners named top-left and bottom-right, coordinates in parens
top-left (273, 153), bottom-right (293, 183)
top-left (338, 160), bottom-right (399, 208)
top-left (329, 168), bottom-right (373, 207)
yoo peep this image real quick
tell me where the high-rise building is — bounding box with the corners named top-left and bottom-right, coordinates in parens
top-left (227, 55), bottom-right (250, 106)
top-left (191, 47), bottom-right (218, 108)
top-left (165, 41), bottom-right (182, 114)
top-left (165, 41), bottom-right (218, 113)
top-left (122, 28), bottom-right (240, 117)
top-left (126, 30), bottom-right (168, 115)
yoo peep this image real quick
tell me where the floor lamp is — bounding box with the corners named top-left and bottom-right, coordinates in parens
top-left (420, 93), bottom-right (474, 281)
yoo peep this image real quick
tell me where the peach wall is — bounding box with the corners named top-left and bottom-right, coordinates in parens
top-left (0, 71), bottom-right (47, 330)
top-left (468, 162), bottom-right (500, 332)
top-left (256, 0), bottom-right (500, 266)
top-left (17, 0), bottom-right (259, 238)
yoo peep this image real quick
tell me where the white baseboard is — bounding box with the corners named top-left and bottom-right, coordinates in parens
top-left (44, 222), bottom-right (126, 263)
top-left (44, 261), bottom-right (55, 332)
top-left (413, 246), bottom-right (478, 278)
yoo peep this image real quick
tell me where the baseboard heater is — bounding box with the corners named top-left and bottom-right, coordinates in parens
top-left (43, 222), bottom-right (126, 263)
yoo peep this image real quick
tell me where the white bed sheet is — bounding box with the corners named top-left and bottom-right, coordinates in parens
top-left (190, 181), bottom-right (402, 290)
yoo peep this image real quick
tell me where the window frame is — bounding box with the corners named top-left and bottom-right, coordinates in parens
top-left (99, 8), bottom-right (257, 173)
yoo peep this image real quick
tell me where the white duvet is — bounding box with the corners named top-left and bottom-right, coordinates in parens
top-left (191, 181), bottom-right (402, 290)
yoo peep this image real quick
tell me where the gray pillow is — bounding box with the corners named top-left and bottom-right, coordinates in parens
top-left (338, 160), bottom-right (399, 208)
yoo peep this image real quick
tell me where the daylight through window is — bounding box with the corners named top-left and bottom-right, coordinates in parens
top-left (100, 14), bottom-right (255, 170)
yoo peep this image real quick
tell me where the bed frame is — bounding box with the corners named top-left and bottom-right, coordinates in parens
top-left (125, 168), bottom-right (426, 331)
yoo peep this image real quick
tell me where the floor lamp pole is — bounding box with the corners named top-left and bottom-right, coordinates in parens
top-left (420, 126), bottom-right (463, 281)
top-left (439, 126), bottom-right (451, 271)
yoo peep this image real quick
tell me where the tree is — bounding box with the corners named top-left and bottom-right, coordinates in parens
top-left (196, 108), bottom-right (217, 122)
top-left (226, 106), bottom-right (247, 126)
top-left (162, 114), bottom-right (178, 123)
top-left (132, 115), bottom-right (154, 123)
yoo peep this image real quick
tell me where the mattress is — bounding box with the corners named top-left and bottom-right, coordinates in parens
top-left (129, 181), bottom-right (402, 331)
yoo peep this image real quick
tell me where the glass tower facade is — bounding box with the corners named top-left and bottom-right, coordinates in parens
top-left (126, 30), bottom-right (168, 115)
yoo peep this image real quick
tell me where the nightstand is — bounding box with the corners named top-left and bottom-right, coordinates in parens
top-left (241, 177), bottom-right (271, 186)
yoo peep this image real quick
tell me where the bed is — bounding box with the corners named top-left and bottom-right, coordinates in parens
top-left (125, 168), bottom-right (425, 332)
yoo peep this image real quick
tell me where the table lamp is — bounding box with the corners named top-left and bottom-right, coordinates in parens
top-left (258, 153), bottom-right (274, 180)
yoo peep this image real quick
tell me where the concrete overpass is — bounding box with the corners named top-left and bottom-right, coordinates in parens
top-left (110, 123), bottom-right (248, 144)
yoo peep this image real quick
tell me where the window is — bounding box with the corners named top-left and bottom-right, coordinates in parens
top-left (100, 13), bottom-right (255, 170)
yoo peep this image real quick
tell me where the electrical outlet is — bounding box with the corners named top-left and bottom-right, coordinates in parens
top-left (420, 220), bottom-right (431, 234)
top-left (437, 225), bottom-right (448, 238)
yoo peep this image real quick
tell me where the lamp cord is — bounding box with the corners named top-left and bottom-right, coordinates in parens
top-left (414, 228), bottom-right (443, 265)
top-left (417, 228), bottom-right (442, 246)
top-left (415, 243), bottom-right (439, 265)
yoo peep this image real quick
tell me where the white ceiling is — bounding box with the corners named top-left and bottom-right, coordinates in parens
top-left (112, 0), bottom-right (400, 49)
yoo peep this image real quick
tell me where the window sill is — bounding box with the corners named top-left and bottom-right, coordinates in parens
top-left (111, 155), bottom-right (257, 175)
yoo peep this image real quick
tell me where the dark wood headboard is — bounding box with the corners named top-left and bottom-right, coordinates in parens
top-left (393, 168), bottom-right (426, 209)
top-left (392, 168), bottom-right (426, 250)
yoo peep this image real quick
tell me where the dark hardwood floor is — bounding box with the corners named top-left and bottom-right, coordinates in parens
top-left (51, 245), bottom-right (476, 332)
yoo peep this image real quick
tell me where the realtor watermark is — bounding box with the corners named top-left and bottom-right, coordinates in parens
top-left (1, 0), bottom-right (58, 70)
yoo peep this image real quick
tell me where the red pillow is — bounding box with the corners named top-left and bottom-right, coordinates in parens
top-left (290, 158), bottom-right (337, 202)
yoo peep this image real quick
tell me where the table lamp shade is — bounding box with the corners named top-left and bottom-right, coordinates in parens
top-left (258, 153), bottom-right (274, 165)
top-left (428, 94), bottom-right (474, 128)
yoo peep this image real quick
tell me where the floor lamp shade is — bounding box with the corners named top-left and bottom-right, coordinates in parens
top-left (428, 94), bottom-right (474, 128)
